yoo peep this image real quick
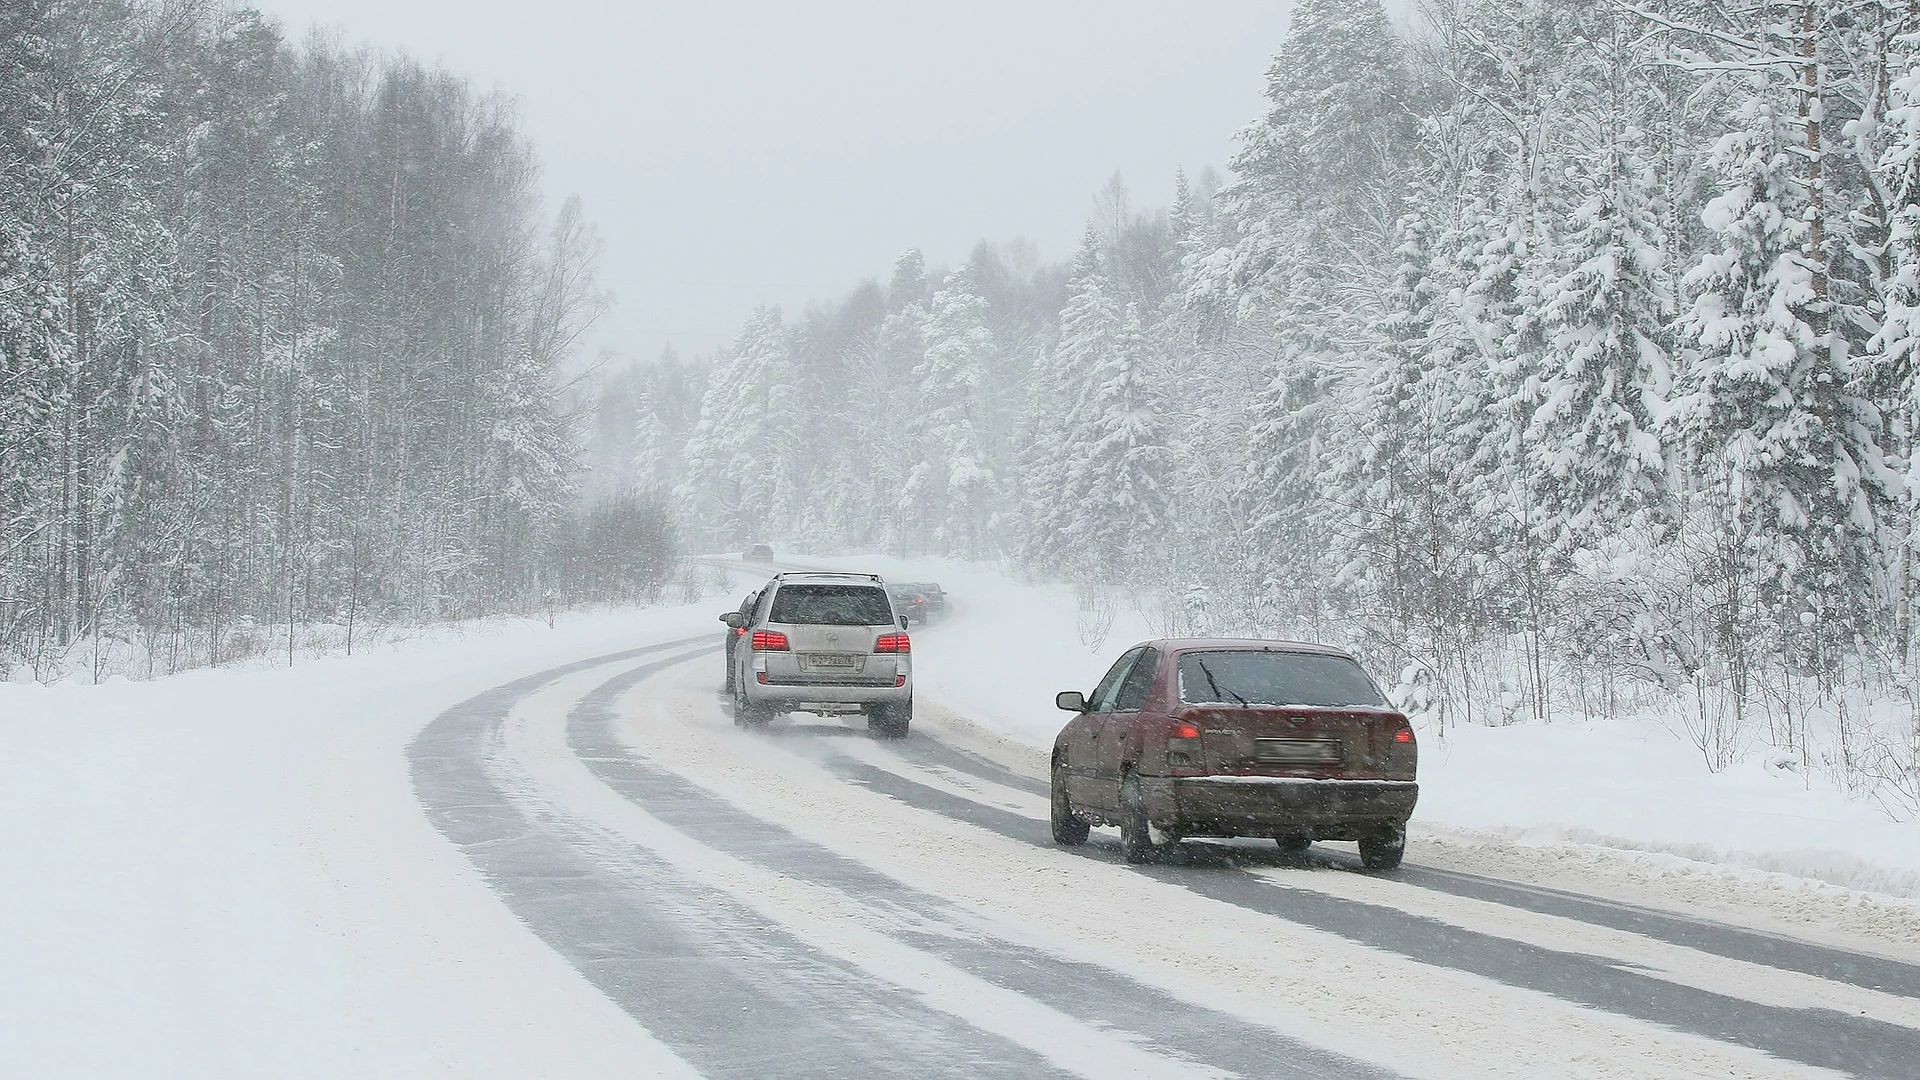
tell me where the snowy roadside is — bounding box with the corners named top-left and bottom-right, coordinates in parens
top-left (0, 605), bottom-right (717, 1078)
top-left (798, 552), bottom-right (1920, 930)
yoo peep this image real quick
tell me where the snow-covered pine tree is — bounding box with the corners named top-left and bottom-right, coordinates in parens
top-left (901, 266), bottom-right (998, 558)
top-left (1671, 13), bottom-right (1888, 680)
top-left (1019, 227), bottom-right (1119, 574)
top-left (1058, 301), bottom-right (1172, 585)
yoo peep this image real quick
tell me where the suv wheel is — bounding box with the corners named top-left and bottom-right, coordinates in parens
top-left (868, 700), bottom-right (910, 739)
top-left (1050, 761), bottom-right (1089, 846)
top-left (733, 682), bottom-right (772, 728)
top-left (1358, 825), bottom-right (1406, 870)
top-left (1275, 834), bottom-right (1312, 853)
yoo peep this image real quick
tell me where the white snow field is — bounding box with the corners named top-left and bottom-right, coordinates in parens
top-left (1, 558), bottom-right (1916, 1078)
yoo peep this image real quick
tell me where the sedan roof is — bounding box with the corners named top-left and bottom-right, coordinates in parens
top-left (1149, 638), bottom-right (1355, 658)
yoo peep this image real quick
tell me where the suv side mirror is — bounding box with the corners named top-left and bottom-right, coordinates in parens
top-left (1056, 691), bottom-right (1088, 713)
top-left (721, 612), bottom-right (747, 628)
top-left (899, 615), bottom-right (910, 630)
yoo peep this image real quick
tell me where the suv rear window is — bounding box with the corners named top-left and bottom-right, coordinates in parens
top-left (769, 584), bottom-right (894, 626)
top-left (1177, 651), bottom-right (1385, 708)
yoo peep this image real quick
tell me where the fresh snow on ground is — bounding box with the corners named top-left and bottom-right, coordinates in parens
top-left (4, 554), bottom-right (1917, 1076)
top-left (0, 606), bottom-right (716, 1078)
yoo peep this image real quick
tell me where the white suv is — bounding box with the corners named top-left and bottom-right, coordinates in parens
top-left (720, 572), bottom-right (913, 737)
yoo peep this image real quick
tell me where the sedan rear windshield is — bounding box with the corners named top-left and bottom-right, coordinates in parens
top-left (1177, 651), bottom-right (1386, 708)
top-left (769, 584), bottom-right (894, 626)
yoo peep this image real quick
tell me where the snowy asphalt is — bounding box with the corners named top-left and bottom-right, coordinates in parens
top-left (410, 639), bottom-right (1920, 1080)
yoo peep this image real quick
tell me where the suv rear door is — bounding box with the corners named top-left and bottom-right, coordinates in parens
top-left (764, 583), bottom-right (899, 685)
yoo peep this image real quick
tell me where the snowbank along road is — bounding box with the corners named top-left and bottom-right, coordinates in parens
top-left (403, 562), bottom-right (1920, 1079)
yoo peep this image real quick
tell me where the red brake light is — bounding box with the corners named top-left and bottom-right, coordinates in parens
top-left (1394, 728), bottom-right (1414, 744)
top-left (1171, 722), bottom-right (1201, 740)
top-left (874, 633), bottom-right (911, 654)
top-left (750, 630), bottom-right (789, 651)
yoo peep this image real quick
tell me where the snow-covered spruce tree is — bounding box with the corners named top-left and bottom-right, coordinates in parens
top-left (1018, 227), bottom-right (1119, 576)
top-left (677, 307), bottom-right (796, 550)
top-left (1188, 0), bottom-right (1414, 629)
top-left (1671, 40), bottom-right (1889, 693)
top-left (900, 266), bottom-right (998, 558)
top-left (1056, 302), bottom-right (1173, 586)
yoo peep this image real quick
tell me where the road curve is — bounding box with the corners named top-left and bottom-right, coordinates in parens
top-left (410, 637), bottom-right (1920, 1080)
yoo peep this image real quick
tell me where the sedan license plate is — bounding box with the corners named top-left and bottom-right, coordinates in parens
top-left (1254, 738), bottom-right (1342, 765)
top-left (805, 653), bottom-right (860, 670)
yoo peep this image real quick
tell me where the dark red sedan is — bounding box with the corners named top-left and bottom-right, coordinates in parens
top-left (1050, 639), bottom-right (1418, 867)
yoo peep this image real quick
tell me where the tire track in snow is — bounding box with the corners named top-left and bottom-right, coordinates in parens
top-left (410, 641), bottom-right (1083, 1080)
top-left (822, 756), bottom-right (1920, 1080)
top-left (570, 662), bottom-right (1404, 1080)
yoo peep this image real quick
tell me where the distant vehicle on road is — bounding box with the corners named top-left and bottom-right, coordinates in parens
top-left (720, 572), bottom-right (913, 737)
top-left (1049, 639), bottom-right (1417, 867)
top-left (721, 589), bottom-right (760, 694)
top-left (743, 542), bottom-right (774, 562)
top-left (885, 581), bottom-right (946, 624)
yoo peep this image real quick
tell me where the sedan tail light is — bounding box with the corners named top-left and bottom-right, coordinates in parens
top-left (873, 633), bottom-right (911, 653)
top-left (750, 630), bottom-right (790, 651)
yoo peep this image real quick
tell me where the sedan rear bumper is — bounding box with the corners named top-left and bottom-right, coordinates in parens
top-left (1143, 776), bottom-right (1418, 839)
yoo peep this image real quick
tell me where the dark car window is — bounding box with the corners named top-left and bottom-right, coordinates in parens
top-left (1112, 647), bottom-right (1158, 713)
top-left (1177, 650), bottom-right (1386, 708)
top-left (1089, 647), bottom-right (1145, 713)
top-left (769, 584), bottom-right (894, 626)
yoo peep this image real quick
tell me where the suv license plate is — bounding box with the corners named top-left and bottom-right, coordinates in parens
top-left (806, 653), bottom-right (860, 670)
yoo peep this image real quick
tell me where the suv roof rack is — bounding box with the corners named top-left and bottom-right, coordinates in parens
top-left (771, 571), bottom-right (885, 583)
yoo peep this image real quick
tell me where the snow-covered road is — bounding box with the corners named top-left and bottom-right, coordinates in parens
top-left (407, 626), bottom-right (1920, 1079)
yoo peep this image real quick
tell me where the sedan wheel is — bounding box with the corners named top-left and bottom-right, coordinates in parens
top-left (1050, 763), bottom-right (1089, 846)
top-left (1275, 834), bottom-right (1312, 854)
top-left (1118, 772), bottom-right (1166, 864)
top-left (1358, 825), bottom-right (1406, 870)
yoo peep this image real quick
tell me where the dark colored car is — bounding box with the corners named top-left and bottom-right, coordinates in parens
top-left (886, 582), bottom-right (947, 624)
top-left (1049, 639), bottom-right (1417, 867)
top-left (721, 589), bottom-right (760, 694)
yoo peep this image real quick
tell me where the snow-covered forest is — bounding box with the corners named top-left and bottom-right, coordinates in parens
top-left (599, 0), bottom-right (1920, 812)
top-left (0, 2), bottom-right (675, 680)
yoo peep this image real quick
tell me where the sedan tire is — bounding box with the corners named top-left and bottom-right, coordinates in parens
top-left (1275, 834), bottom-right (1312, 853)
top-left (1118, 772), bottom-right (1167, 864)
top-left (1358, 825), bottom-right (1406, 870)
top-left (1050, 763), bottom-right (1089, 846)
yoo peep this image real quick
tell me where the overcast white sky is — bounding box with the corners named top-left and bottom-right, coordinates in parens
top-left (250, 1), bottom-right (1333, 365)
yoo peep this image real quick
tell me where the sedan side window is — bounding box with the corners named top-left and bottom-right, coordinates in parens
top-left (1111, 647), bottom-right (1158, 713)
top-left (1089, 647), bottom-right (1144, 713)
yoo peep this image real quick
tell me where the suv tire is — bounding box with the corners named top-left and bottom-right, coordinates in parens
top-left (1275, 834), bottom-right (1312, 853)
top-left (1358, 825), bottom-right (1406, 870)
top-left (733, 683), bottom-right (773, 728)
top-left (1050, 762), bottom-right (1089, 846)
top-left (868, 700), bottom-right (910, 739)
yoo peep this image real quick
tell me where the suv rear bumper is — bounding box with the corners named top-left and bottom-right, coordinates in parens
top-left (742, 679), bottom-right (911, 709)
top-left (1142, 776), bottom-right (1417, 837)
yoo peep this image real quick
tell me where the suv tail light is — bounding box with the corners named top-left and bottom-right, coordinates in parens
top-left (750, 630), bottom-right (790, 651)
top-left (873, 633), bottom-right (911, 654)
top-left (1394, 728), bottom-right (1414, 744)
